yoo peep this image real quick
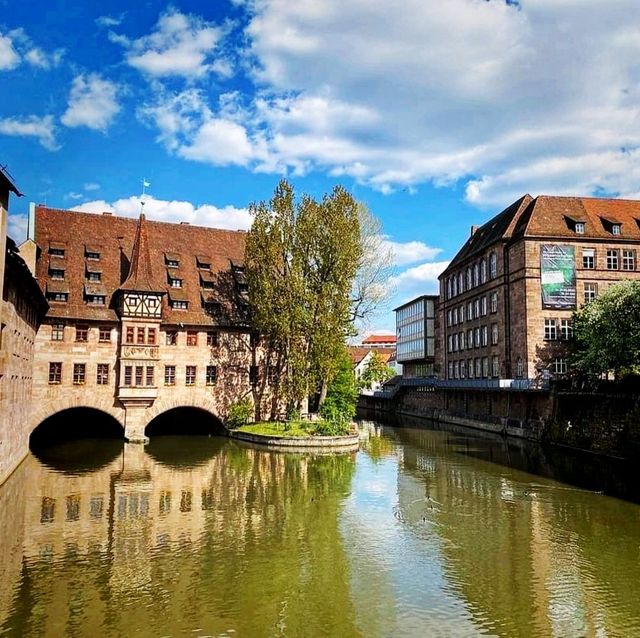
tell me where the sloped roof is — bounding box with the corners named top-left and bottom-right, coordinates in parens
top-left (362, 334), bottom-right (396, 344)
top-left (120, 213), bottom-right (161, 293)
top-left (35, 206), bottom-right (247, 325)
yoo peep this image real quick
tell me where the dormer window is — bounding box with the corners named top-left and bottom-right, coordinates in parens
top-left (612, 224), bottom-right (621, 236)
top-left (600, 216), bottom-right (622, 236)
top-left (575, 222), bottom-right (585, 234)
top-left (87, 295), bottom-right (106, 305)
top-left (167, 259), bottom-right (179, 268)
top-left (87, 271), bottom-right (101, 282)
top-left (171, 300), bottom-right (188, 310)
top-left (170, 278), bottom-right (182, 288)
top-left (197, 255), bottom-right (211, 269)
top-left (165, 252), bottom-right (180, 268)
top-left (50, 268), bottom-right (65, 280)
top-left (85, 246), bottom-right (101, 260)
top-left (50, 248), bottom-right (65, 257)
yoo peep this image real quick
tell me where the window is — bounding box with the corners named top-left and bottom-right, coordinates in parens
top-left (467, 329), bottom-right (473, 348)
top-left (66, 495), bottom-right (80, 522)
top-left (50, 268), bottom-right (65, 280)
top-left (575, 222), bottom-right (585, 234)
top-left (41, 497), bottom-right (55, 523)
top-left (48, 292), bottom-right (68, 302)
top-left (475, 358), bottom-right (482, 378)
top-left (147, 328), bottom-right (156, 345)
top-left (180, 491), bottom-right (192, 513)
top-left (136, 327), bottom-right (145, 344)
top-left (126, 327), bottom-right (134, 344)
top-left (169, 278), bottom-right (183, 288)
top-left (187, 331), bottom-right (198, 346)
top-left (453, 308), bottom-right (458, 325)
top-left (612, 224), bottom-right (621, 236)
top-left (480, 259), bottom-right (487, 284)
top-left (582, 248), bottom-right (595, 269)
top-left (99, 327), bottom-right (111, 342)
top-left (73, 363), bottom-right (86, 385)
top-left (447, 279), bottom-right (452, 299)
top-left (453, 333), bottom-right (458, 351)
top-left (458, 273), bottom-right (464, 294)
top-left (492, 356), bottom-right (499, 378)
top-left (490, 292), bottom-right (498, 314)
top-left (124, 366), bottom-right (132, 386)
top-left (623, 250), bottom-right (635, 271)
top-left (491, 324), bottom-right (499, 345)
top-left (473, 263), bottom-right (479, 287)
top-left (452, 277), bottom-right (457, 297)
top-left (466, 267), bottom-right (472, 290)
top-left (87, 271), bottom-right (101, 282)
top-left (481, 325), bottom-right (488, 347)
top-left (516, 358), bottom-right (524, 379)
top-left (97, 364), bottom-right (109, 385)
top-left (85, 251), bottom-right (100, 260)
top-left (50, 247), bottom-right (65, 257)
top-left (186, 366), bottom-right (196, 386)
top-left (166, 331), bottom-right (177, 345)
top-left (453, 361), bottom-right (459, 379)
top-left (474, 327), bottom-right (480, 348)
top-left (166, 258), bottom-right (179, 268)
top-left (448, 335), bottom-right (453, 353)
top-left (460, 305), bottom-right (466, 322)
top-left (206, 365), bottom-right (217, 385)
top-left (51, 323), bottom-right (64, 341)
top-left (146, 366), bottom-right (154, 386)
top-left (49, 362), bottom-right (62, 384)
top-left (135, 366), bottom-right (144, 386)
top-left (447, 310), bottom-right (452, 327)
top-left (481, 296), bottom-right (487, 316)
top-left (448, 362), bottom-right (453, 379)
top-left (474, 299), bottom-right (480, 318)
top-left (553, 358), bottom-right (568, 374)
top-left (482, 357), bottom-right (489, 378)
top-left (164, 365), bottom-right (176, 386)
top-left (459, 331), bottom-right (466, 350)
top-left (467, 301), bottom-right (473, 320)
top-left (171, 300), bottom-right (188, 310)
top-left (250, 365), bottom-right (259, 386)
top-left (468, 359), bottom-right (474, 379)
top-left (560, 319), bottom-right (573, 340)
top-left (544, 319), bottom-right (557, 340)
top-left (159, 491), bottom-right (171, 514)
top-left (489, 252), bottom-right (497, 279)
top-left (584, 282), bottom-right (598, 303)
top-left (75, 325), bottom-right (88, 342)
top-left (607, 249), bottom-right (619, 270)
top-left (460, 361), bottom-right (466, 379)
top-left (206, 331), bottom-right (218, 347)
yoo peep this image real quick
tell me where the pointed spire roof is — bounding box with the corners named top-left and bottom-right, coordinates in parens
top-left (120, 213), bottom-right (161, 292)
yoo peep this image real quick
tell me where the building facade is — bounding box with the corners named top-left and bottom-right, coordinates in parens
top-left (32, 205), bottom-right (276, 442)
top-left (0, 170), bottom-right (48, 485)
top-left (394, 295), bottom-right (438, 378)
top-left (438, 195), bottom-right (640, 381)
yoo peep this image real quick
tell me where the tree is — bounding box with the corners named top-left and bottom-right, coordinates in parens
top-left (359, 351), bottom-right (396, 390)
top-left (319, 346), bottom-right (359, 427)
top-left (572, 280), bottom-right (640, 378)
top-left (245, 180), bottom-right (364, 416)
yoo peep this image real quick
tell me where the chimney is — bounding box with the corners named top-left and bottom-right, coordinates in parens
top-left (470, 225), bottom-right (480, 237)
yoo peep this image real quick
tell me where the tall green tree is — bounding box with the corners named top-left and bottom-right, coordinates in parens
top-left (245, 180), bottom-right (363, 416)
top-left (359, 351), bottom-right (396, 390)
top-left (572, 280), bottom-right (640, 377)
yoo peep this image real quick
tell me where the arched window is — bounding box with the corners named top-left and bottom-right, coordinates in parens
top-left (447, 278), bottom-right (452, 299)
top-left (490, 252), bottom-right (498, 279)
top-left (480, 259), bottom-right (487, 284)
top-left (466, 267), bottom-right (472, 289)
top-left (452, 276), bottom-right (457, 297)
top-left (458, 272), bottom-right (464, 294)
top-left (473, 263), bottom-right (479, 287)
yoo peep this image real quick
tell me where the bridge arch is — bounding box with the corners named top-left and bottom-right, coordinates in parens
top-left (144, 396), bottom-right (227, 437)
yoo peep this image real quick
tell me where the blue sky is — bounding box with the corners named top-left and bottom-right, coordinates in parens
top-left (1, 0), bottom-right (639, 334)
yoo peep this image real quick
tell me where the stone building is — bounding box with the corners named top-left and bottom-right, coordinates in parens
top-left (32, 205), bottom-right (276, 442)
top-left (438, 195), bottom-right (640, 381)
top-left (0, 169), bottom-right (48, 485)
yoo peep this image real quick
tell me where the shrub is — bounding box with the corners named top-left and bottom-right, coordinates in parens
top-left (226, 397), bottom-right (254, 430)
top-left (314, 419), bottom-right (350, 436)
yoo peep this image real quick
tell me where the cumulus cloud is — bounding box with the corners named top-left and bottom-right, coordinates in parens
top-left (61, 73), bottom-right (121, 131)
top-left (7, 214), bottom-right (28, 243)
top-left (380, 238), bottom-right (442, 266)
top-left (113, 8), bottom-right (228, 78)
top-left (0, 114), bottom-right (58, 150)
top-left (96, 14), bottom-right (125, 28)
top-left (390, 260), bottom-right (450, 303)
top-left (83, 182), bottom-right (100, 191)
top-left (71, 194), bottom-right (251, 230)
top-left (0, 29), bottom-right (63, 71)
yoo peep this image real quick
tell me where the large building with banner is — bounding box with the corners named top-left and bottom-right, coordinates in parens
top-left (437, 195), bottom-right (640, 381)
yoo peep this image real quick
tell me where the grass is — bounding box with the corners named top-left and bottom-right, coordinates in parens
top-left (237, 421), bottom-right (315, 438)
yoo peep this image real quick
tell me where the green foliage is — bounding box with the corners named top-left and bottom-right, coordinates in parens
top-left (319, 348), bottom-right (358, 426)
top-left (226, 397), bottom-right (254, 430)
top-left (313, 419), bottom-right (350, 436)
top-left (245, 179), bottom-right (366, 411)
top-left (359, 351), bottom-right (395, 389)
top-left (572, 281), bottom-right (640, 377)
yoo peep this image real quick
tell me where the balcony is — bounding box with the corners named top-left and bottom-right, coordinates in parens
top-left (117, 386), bottom-right (158, 403)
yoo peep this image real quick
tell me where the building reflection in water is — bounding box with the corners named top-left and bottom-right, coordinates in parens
top-left (1, 436), bottom-right (359, 638)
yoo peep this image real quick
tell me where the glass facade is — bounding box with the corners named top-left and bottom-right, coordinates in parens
top-left (395, 296), bottom-right (437, 365)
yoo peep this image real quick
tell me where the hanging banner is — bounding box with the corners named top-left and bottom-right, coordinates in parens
top-left (541, 245), bottom-right (576, 309)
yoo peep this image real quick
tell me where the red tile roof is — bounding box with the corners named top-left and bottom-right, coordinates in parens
top-left (120, 213), bottom-right (161, 293)
top-left (362, 334), bottom-right (396, 344)
top-left (35, 206), bottom-right (248, 326)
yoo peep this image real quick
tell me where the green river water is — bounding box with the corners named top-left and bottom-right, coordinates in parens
top-left (1, 419), bottom-right (640, 637)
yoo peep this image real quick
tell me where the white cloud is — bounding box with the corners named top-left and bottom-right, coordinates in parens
top-left (23, 47), bottom-right (64, 69)
top-left (83, 182), bottom-right (100, 191)
top-left (390, 260), bottom-right (450, 303)
top-left (0, 33), bottom-right (20, 70)
top-left (65, 192), bottom-right (83, 200)
top-left (0, 114), bottom-right (58, 150)
top-left (7, 214), bottom-right (27, 242)
top-left (96, 14), bottom-right (124, 28)
top-left (71, 194), bottom-right (251, 230)
top-left (61, 73), bottom-right (121, 131)
top-left (113, 8), bottom-right (228, 79)
top-left (380, 238), bottom-right (442, 266)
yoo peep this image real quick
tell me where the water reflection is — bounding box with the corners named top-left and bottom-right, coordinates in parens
top-left (1, 437), bottom-right (359, 637)
top-left (2, 423), bottom-right (640, 637)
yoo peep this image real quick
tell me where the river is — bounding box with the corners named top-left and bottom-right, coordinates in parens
top-left (1, 419), bottom-right (640, 637)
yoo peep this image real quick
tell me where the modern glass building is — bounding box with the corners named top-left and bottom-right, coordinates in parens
top-left (394, 295), bottom-right (438, 377)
